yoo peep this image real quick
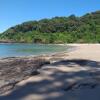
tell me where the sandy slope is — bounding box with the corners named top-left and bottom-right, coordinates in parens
top-left (0, 44), bottom-right (100, 100)
top-left (67, 44), bottom-right (100, 61)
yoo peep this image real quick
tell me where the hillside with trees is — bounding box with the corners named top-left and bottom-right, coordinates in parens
top-left (0, 10), bottom-right (100, 43)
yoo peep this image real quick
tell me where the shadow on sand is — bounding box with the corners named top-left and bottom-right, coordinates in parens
top-left (0, 59), bottom-right (100, 100)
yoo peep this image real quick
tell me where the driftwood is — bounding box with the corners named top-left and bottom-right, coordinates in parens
top-left (0, 56), bottom-right (50, 95)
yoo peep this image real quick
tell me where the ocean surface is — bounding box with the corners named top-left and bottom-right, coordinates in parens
top-left (0, 43), bottom-right (68, 58)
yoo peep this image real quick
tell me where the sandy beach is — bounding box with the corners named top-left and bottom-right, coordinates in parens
top-left (0, 44), bottom-right (100, 100)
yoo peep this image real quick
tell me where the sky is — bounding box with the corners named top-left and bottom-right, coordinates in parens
top-left (0, 0), bottom-right (100, 33)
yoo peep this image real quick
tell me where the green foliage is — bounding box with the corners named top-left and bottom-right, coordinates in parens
top-left (0, 10), bottom-right (100, 43)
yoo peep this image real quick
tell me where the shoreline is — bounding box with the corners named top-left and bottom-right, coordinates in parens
top-left (0, 44), bottom-right (100, 100)
top-left (0, 43), bottom-right (99, 60)
top-left (0, 43), bottom-right (99, 58)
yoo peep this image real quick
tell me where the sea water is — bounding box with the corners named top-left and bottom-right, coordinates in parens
top-left (0, 43), bottom-right (68, 58)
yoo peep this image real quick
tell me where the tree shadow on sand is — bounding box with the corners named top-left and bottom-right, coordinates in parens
top-left (0, 59), bottom-right (100, 100)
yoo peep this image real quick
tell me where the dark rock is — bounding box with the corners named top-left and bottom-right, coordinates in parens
top-left (0, 56), bottom-right (50, 95)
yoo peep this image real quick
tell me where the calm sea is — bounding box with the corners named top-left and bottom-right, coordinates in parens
top-left (0, 43), bottom-right (68, 58)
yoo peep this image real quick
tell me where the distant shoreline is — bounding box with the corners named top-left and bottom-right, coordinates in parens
top-left (0, 43), bottom-right (99, 59)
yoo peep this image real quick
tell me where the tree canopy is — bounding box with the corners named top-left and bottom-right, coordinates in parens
top-left (0, 10), bottom-right (100, 43)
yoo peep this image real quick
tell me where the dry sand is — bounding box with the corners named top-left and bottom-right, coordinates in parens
top-left (0, 44), bottom-right (100, 100)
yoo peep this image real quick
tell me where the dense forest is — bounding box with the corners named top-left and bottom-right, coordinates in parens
top-left (0, 10), bottom-right (100, 43)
